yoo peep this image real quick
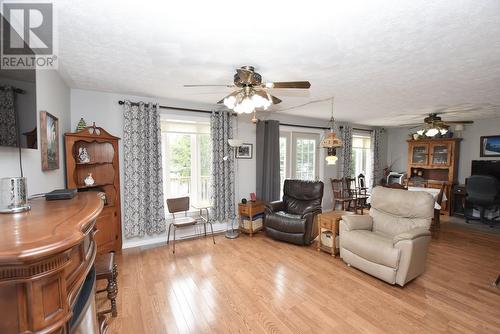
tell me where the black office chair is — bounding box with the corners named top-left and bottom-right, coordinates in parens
top-left (464, 175), bottom-right (500, 227)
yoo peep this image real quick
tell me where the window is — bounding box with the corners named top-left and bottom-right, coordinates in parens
top-left (280, 131), bottom-right (320, 195)
top-left (351, 134), bottom-right (372, 188)
top-left (161, 119), bottom-right (211, 208)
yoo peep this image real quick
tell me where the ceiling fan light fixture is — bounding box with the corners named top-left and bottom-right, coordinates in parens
top-left (223, 95), bottom-right (237, 109)
top-left (233, 96), bottom-right (254, 114)
top-left (417, 129), bottom-right (425, 136)
top-left (425, 128), bottom-right (439, 137)
top-left (439, 128), bottom-right (448, 135)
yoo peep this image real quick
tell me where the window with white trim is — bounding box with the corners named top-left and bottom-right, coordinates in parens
top-left (351, 133), bottom-right (372, 188)
top-left (279, 131), bottom-right (320, 195)
top-left (161, 119), bottom-right (211, 208)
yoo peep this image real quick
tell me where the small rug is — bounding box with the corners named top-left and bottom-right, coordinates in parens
top-left (446, 215), bottom-right (500, 235)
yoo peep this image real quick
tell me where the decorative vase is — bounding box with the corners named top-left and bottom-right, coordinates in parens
top-left (76, 118), bottom-right (87, 132)
top-left (84, 173), bottom-right (95, 186)
top-left (78, 147), bottom-right (90, 163)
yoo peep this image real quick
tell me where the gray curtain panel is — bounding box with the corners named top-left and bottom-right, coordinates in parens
top-left (256, 120), bottom-right (280, 202)
top-left (0, 86), bottom-right (18, 147)
top-left (123, 101), bottom-right (166, 238)
top-left (341, 124), bottom-right (353, 178)
top-left (210, 110), bottom-right (235, 222)
top-left (371, 128), bottom-right (384, 187)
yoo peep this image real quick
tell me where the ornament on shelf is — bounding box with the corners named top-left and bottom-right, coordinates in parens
top-left (76, 118), bottom-right (87, 132)
top-left (78, 147), bottom-right (90, 163)
top-left (84, 173), bottom-right (95, 186)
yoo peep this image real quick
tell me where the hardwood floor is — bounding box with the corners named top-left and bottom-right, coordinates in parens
top-left (98, 221), bottom-right (500, 334)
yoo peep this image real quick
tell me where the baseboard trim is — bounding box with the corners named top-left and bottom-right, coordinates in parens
top-left (122, 223), bottom-right (227, 250)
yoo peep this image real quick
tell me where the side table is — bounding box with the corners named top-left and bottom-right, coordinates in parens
top-left (317, 210), bottom-right (354, 257)
top-left (238, 200), bottom-right (265, 236)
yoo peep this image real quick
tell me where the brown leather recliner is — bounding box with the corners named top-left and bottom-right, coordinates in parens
top-left (264, 179), bottom-right (324, 245)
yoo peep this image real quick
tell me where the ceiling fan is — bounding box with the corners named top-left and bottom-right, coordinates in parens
top-left (184, 65), bottom-right (311, 116)
top-left (409, 113), bottom-right (474, 137)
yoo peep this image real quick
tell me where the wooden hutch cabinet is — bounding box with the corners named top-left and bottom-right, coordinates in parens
top-left (407, 138), bottom-right (461, 215)
top-left (65, 125), bottom-right (122, 254)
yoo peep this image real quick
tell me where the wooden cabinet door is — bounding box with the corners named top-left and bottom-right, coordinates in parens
top-left (94, 206), bottom-right (117, 254)
top-left (409, 143), bottom-right (429, 166)
top-left (429, 142), bottom-right (452, 167)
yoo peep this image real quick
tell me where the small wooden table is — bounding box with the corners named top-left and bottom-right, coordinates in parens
top-left (317, 210), bottom-right (354, 256)
top-left (238, 200), bottom-right (265, 236)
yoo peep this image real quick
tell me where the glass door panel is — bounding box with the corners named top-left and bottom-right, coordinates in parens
top-left (411, 144), bottom-right (429, 165)
top-left (431, 143), bottom-right (451, 166)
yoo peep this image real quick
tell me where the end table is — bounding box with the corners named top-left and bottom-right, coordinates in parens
top-left (238, 200), bottom-right (265, 236)
top-left (317, 210), bottom-right (354, 257)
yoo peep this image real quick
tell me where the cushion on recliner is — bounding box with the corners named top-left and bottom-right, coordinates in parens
top-left (369, 187), bottom-right (434, 237)
top-left (265, 211), bottom-right (306, 233)
top-left (341, 230), bottom-right (400, 268)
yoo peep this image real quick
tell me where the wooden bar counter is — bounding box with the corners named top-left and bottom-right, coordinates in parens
top-left (0, 192), bottom-right (104, 334)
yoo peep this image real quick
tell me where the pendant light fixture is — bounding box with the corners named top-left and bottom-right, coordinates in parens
top-left (320, 98), bottom-right (343, 165)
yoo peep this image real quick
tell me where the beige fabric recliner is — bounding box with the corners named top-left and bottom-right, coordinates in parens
top-left (339, 186), bottom-right (435, 286)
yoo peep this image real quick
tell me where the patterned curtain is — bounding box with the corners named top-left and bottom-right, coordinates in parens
top-left (0, 86), bottom-right (18, 147)
top-left (341, 124), bottom-right (353, 178)
top-left (210, 110), bottom-right (235, 222)
top-left (371, 128), bottom-right (384, 187)
top-left (123, 101), bottom-right (166, 238)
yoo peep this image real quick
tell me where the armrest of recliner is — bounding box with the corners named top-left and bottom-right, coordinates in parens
top-left (301, 205), bottom-right (322, 219)
top-left (265, 201), bottom-right (285, 214)
top-left (393, 228), bottom-right (431, 245)
top-left (341, 215), bottom-right (373, 231)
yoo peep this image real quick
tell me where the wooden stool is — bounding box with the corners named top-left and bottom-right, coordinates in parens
top-left (95, 252), bottom-right (118, 317)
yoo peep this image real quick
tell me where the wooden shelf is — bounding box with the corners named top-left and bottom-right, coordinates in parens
top-left (77, 183), bottom-right (113, 189)
top-left (65, 126), bottom-right (122, 254)
top-left (76, 161), bottom-right (112, 166)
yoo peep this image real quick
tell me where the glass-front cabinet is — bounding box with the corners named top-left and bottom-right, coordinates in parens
top-left (430, 142), bottom-right (452, 166)
top-left (410, 143), bottom-right (429, 165)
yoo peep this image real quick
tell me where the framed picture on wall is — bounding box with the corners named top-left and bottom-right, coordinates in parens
top-left (480, 135), bottom-right (500, 157)
top-left (40, 111), bottom-right (60, 170)
top-left (235, 143), bottom-right (253, 159)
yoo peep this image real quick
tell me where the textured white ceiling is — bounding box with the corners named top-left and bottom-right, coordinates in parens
top-left (56, 0), bottom-right (500, 126)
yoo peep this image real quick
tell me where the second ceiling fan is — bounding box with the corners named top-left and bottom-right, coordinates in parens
top-left (184, 65), bottom-right (311, 115)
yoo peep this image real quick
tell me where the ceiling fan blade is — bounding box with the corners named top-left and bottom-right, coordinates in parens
top-left (184, 84), bottom-right (235, 88)
top-left (263, 81), bottom-right (311, 89)
top-left (216, 90), bottom-right (241, 104)
top-left (443, 120), bottom-right (474, 124)
top-left (270, 95), bottom-right (282, 104)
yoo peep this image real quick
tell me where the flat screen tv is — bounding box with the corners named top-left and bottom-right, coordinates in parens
top-left (0, 15), bottom-right (37, 149)
top-left (471, 160), bottom-right (500, 181)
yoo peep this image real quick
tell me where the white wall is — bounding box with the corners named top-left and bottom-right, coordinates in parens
top-left (386, 117), bottom-right (500, 183)
top-left (0, 70), bottom-right (71, 195)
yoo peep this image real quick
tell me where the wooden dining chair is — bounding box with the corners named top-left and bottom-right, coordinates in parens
top-left (356, 174), bottom-right (370, 214)
top-left (331, 178), bottom-right (355, 211)
top-left (344, 177), bottom-right (361, 213)
top-left (166, 196), bottom-right (215, 254)
top-left (433, 183), bottom-right (446, 229)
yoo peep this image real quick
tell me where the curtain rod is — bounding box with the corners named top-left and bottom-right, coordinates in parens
top-left (117, 100), bottom-right (237, 116)
top-left (0, 86), bottom-right (26, 94)
top-left (280, 123), bottom-right (374, 132)
top-left (280, 123), bottom-right (329, 130)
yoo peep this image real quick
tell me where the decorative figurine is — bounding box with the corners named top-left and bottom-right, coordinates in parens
top-left (78, 147), bottom-right (90, 163)
top-left (76, 118), bottom-right (87, 132)
top-left (84, 173), bottom-right (95, 186)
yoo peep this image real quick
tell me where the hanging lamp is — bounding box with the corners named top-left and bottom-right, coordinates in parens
top-left (320, 98), bottom-right (343, 165)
